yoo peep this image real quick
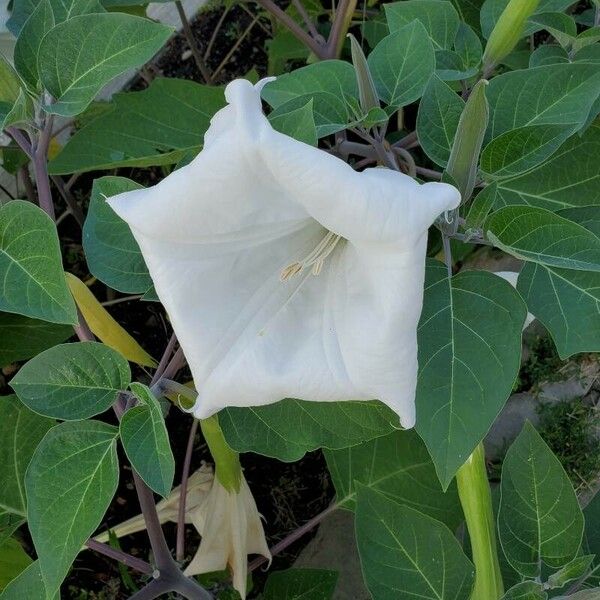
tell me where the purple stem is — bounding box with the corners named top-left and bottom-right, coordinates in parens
top-left (176, 419), bottom-right (199, 562)
top-left (85, 539), bottom-right (154, 575)
top-left (249, 502), bottom-right (338, 572)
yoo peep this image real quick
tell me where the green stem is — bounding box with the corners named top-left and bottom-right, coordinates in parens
top-left (200, 415), bottom-right (242, 492)
top-left (456, 443), bottom-right (504, 600)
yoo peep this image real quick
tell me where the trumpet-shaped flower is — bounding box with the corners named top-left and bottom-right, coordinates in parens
top-left (108, 78), bottom-right (460, 428)
top-left (183, 474), bottom-right (270, 599)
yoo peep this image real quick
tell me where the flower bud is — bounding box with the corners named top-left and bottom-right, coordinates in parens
top-left (348, 33), bottom-right (379, 114)
top-left (445, 79), bottom-right (489, 204)
top-left (483, 0), bottom-right (540, 72)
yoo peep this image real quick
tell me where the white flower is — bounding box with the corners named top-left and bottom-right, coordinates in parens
top-left (183, 474), bottom-right (270, 600)
top-left (108, 78), bottom-right (460, 428)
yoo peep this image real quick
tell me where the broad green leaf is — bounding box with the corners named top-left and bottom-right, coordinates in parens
top-left (454, 22), bottom-right (483, 69)
top-left (269, 98), bottom-right (318, 146)
top-left (0, 313), bottom-right (71, 367)
top-left (517, 262), bottom-right (600, 359)
top-left (560, 590), bottom-right (600, 600)
top-left (548, 555), bottom-right (595, 589)
top-left (367, 21), bottom-right (435, 109)
top-left (266, 30), bottom-right (310, 76)
top-left (263, 569), bottom-right (338, 600)
top-left (417, 75), bottom-right (464, 167)
top-left (385, 0), bottom-right (460, 50)
top-left (583, 492), bottom-right (600, 588)
top-left (572, 26), bottom-right (600, 54)
top-left (38, 13), bottom-right (172, 116)
top-left (0, 88), bottom-right (34, 131)
top-left (49, 78), bottom-right (225, 174)
top-left (262, 61), bottom-right (358, 137)
top-left (528, 12), bottom-right (577, 49)
top-left (435, 49), bottom-right (479, 81)
top-left (120, 383), bottom-right (174, 498)
top-left (0, 396), bottom-right (54, 516)
top-left (451, 0), bottom-right (485, 33)
top-left (493, 122), bottom-right (600, 210)
top-left (0, 561), bottom-right (57, 600)
top-left (26, 420), bottom-right (119, 597)
top-left (83, 177), bottom-right (152, 293)
top-left (11, 341), bottom-right (131, 420)
top-left (486, 64), bottom-right (600, 140)
top-left (498, 422), bottom-right (584, 577)
top-left (486, 206), bottom-right (600, 272)
top-left (355, 486), bottom-right (475, 600)
top-left (0, 201), bottom-right (77, 325)
top-left (324, 429), bottom-right (462, 530)
top-left (0, 55), bottom-right (22, 104)
top-left (529, 45), bottom-right (569, 67)
top-left (13, 0), bottom-right (54, 89)
top-left (415, 264), bottom-right (526, 488)
top-left (480, 0), bottom-right (576, 39)
top-left (481, 124), bottom-right (575, 178)
top-left (501, 581), bottom-right (547, 600)
top-left (0, 538), bottom-right (32, 591)
top-left (0, 513), bottom-right (25, 548)
top-left (220, 400), bottom-right (400, 462)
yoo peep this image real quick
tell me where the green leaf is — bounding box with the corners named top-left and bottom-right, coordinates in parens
top-left (266, 30), bottom-right (310, 76)
top-left (263, 569), bottom-right (338, 600)
top-left (528, 12), bottom-right (577, 49)
top-left (501, 581), bottom-right (547, 600)
top-left (0, 201), bottom-right (77, 325)
top-left (38, 13), bottom-right (172, 116)
top-left (49, 78), bottom-right (225, 174)
top-left (120, 383), bottom-right (174, 498)
top-left (220, 400), bottom-right (400, 462)
top-left (548, 555), bottom-right (595, 589)
top-left (83, 176), bottom-right (152, 294)
top-left (486, 64), bottom-right (600, 140)
top-left (485, 206), bottom-right (600, 272)
top-left (0, 54), bottom-right (23, 105)
top-left (324, 429), bottom-right (463, 530)
top-left (13, 0), bottom-right (55, 89)
top-left (517, 262), bottom-right (600, 359)
top-left (415, 264), bottom-right (526, 488)
top-left (417, 75), bottom-right (464, 167)
top-left (355, 486), bottom-right (475, 600)
top-left (491, 122), bottom-right (600, 211)
top-left (367, 21), bottom-right (435, 109)
top-left (498, 422), bottom-right (584, 577)
top-left (0, 313), bottom-right (72, 367)
top-left (481, 124), bottom-right (576, 178)
top-left (0, 513), bottom-right (25, 548)
top-left (269, 98), bottom-right (318, 146)
top-left (454, 22), bottom-right (483, 69)
top-left (466, 183), bottom-right (498, 230)
top-left (0, 396), bottom-right (54, 516)
top-left (11, 341), bottom-right (131, 420)
top-left (262, 61), bottom-right (358, 137)
top-left (26, 420), bottom-right (119, 597)
top-left (480, 0), bottom-right (576, 39)
top-left (451, 0), bottom-right (485, 33)
top-left (529, 45), bottom-right (569, 67)
top-left (385, 0), bottom-right (460, 50)
top-left (0, 538), bottom-right (32, 591)
top-left (0, 561), bottom-right (57, 600)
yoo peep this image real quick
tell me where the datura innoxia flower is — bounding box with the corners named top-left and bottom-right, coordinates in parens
top-left (108, 78), bottom-right (461, 428)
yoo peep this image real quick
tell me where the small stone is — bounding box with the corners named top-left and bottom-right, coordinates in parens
top-left (181, 49), bottom-right (193, 61)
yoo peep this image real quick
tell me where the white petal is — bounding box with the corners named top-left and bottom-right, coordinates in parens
top-left (108, 79), bottom-right (460, 428)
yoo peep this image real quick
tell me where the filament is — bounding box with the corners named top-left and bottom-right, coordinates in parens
top-left (280, 230), bottom-right (342, 281)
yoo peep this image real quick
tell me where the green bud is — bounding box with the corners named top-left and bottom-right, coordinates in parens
top-left (483, 0), bottom-right (540, 71)
top-left (200, 415), bottom-right (242, 492)
top-left (348, 33), bottom-right (380, 114)
top-left (445, 79), bottom-right (489, 204)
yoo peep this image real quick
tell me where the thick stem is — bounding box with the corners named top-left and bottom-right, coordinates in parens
top-left (175, 1), bottom-right (213, 84)
top-left (324, 0), bottom-right (357, 58)
top-left (127, 578), bottom-right (168, 600)
top-left (176, 419), bottom-right (199, 562)
top-left (33, 114), bottom-right (56, 220)
top-left (456, 444), bottom-right (504, 600)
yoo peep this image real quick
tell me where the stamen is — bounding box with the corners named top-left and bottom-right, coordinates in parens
top-left (280, 231), bottom-right (342, 281)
